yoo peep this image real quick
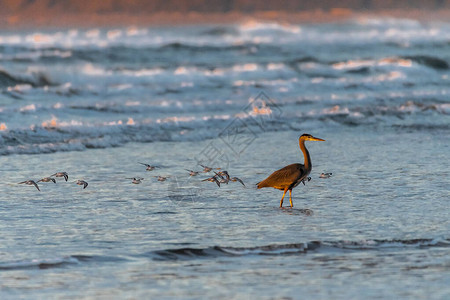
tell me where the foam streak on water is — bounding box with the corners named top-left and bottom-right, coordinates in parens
top-left (0, 19), bottom-right (449, 299)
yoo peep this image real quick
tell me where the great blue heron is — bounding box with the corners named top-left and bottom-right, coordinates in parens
top-left (257, 134), bottom-right (325, 208)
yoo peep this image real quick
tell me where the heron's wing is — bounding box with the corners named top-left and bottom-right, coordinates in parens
top-left (257, 163), bottom-right (306, 189)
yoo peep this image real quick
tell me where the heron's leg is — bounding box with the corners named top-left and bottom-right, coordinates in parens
top-left (280, 189), bottom-right (287, 208)
top-left (289, 190), bottom-right (293, 208)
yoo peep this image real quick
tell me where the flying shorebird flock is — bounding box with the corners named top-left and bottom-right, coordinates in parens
top-left (18, 162), bottom-right (247, 191)
top-left (131, 162), bottom-right (246, 187)
top-left (201, 170), bottom-right (245, 187)
top-left (18, 172), bottom-right (87, 191)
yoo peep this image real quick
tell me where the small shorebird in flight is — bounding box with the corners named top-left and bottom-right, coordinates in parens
top-left (127, 177), bottom-right (144, 184)
top-left (139, 163), bottom-right (157, 171)
top-left (185, 169), bottom-right (200, 176)
top-left (154, 176), bottom-right (169, 182)
top-left (319, 173), bottom-right (332, 178)
top-left (51, 172), bottom-right (68, 181)
top-left (217, 171), bottom-right (245, 186)
top-left (199, 164), bottom-right (220, 173)
top-left (18, 180), bottom-right (40, 191)
top-left (214, 171), bottom-right (229, 184)
top-left (76, 180), bottom-right (88, 189)
top-left (301, 177), bottom-right (311, 185)
top-left (202, 176), bottom-right (221, 187)
top-left (37, 177), bottom-right (56, 184)
top-left (230, 177), bottom-right (245, 186)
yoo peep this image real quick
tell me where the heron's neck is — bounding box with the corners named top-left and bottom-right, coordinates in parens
top-left (299, 139), bottom-right (312, 171)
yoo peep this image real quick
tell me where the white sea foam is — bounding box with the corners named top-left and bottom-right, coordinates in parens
top-left (7, 84), bottom-right (32, 92)
top-left (239, 20), bottom-right (301, 34)
top-left (1, 21), bottom-right (449, 157)
top-left (232, 63), bottom-right (259, 72)
top-left (333, 58), bottom-right (413, 70)
top-left (19, 104), bottom-right (36, 112)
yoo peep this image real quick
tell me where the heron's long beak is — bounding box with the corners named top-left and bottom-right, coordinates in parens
top-left (311, 136), bottom-right (325, 141)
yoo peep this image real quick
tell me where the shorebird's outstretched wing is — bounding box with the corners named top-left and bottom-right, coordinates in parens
top-left (32, 181), bottom-right (41, 191)
top-left (232, 177), bottom-right (245, 186)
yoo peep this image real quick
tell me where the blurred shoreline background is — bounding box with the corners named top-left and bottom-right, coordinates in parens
top-left (2, 0), bottom-right (450, 29)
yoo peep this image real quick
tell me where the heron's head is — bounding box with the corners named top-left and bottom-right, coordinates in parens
top-left (300, 133), bottom-right (325, 142)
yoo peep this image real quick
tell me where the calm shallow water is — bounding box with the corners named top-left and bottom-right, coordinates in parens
top-left (0, 18), bottom-right (449, 299)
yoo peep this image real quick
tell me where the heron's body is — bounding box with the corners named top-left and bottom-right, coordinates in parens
top-left (257, 134), bottom-right (325, 208)
top-left (257, 163), bottom-right (309, 191)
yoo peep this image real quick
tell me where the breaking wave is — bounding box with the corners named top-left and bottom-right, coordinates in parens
top-left (1, 21), bottom-right (449, 156)
top-left (145, 238), bottom-right (450, 261)
top-left (0, 69), bottom-right (54, 89)
top-left (1, 97), bottom-right (448, 156)
top-left (0, 255), bottom-right (127, 271)
top-left (2, 238), bottom-right (445, 271)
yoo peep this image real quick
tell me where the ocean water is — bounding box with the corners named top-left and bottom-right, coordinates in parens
top-left (1, 18), bottom-right (449, 299)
